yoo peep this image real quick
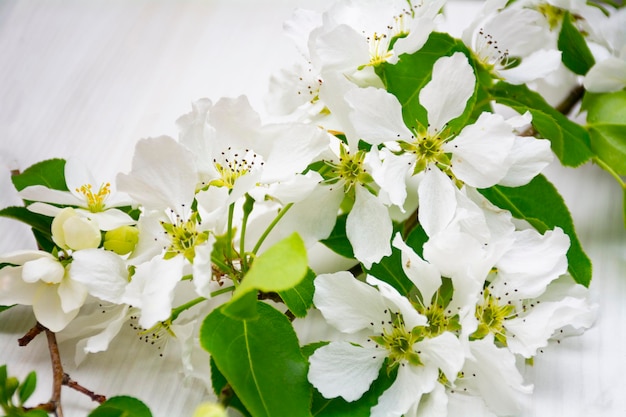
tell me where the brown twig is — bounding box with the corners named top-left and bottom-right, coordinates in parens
top-left (63, 374), bottom-right (107, 404)
top-left (18, 323), bottom-right (107, 415)
top-left (18, 322), bottom-right (46, 346)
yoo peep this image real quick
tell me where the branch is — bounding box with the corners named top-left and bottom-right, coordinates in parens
top-left (18, 322), bottom-right (46, 346)
top-left (46, 329), bottom-right (64, 417)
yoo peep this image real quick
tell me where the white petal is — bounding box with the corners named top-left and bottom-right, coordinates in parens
top-left (192, 238), bottom-right (217, 298)
top-left (366, 275), bottom-right (428, 330)
top-left (0, 266), bottom-right (36, 305)
top-left (414, 383), bottom-right (448, 417)
top-left (70, 249), bottom-right (128, 303)
top-left (371, 149), bottom-right (414, 209)
top-left (122, 256), bottom-right (184, 329)
top-left (418, 168), bottom-right (457, 237)
top-left (346, 186), bottom-right (392, 269)
top-left (117, 136), bottom-right (197, 214)
top-left (583, 57), bottom-right (626, 92)
top-left (22, 256), bottom-right (65, 284)
top-left (392, 233), bottom-right (441, 306)
top-left (80, 208), bottom-right (135, 231)
top-left (506, 294), bottom-right (596, 358)
top-left (346, 87), bottom-right (414, 146)
top-left (64, 159), bottom-right (99, 197)
top-left (313, 271), bottom-right (388, 334)
top-left (417, 332), bottom-right (464, 383)
top-left (500, 49), bottom-right (562, 84)
top-left (19, 186), bottom-right (81, 206)
top-left (493, 228), bottom-right (569, 300)
top-left (371, 362), bottom-right (437, 417)
top-left (461, 336), bottom-right (532, 416)
top-left (393, 16), bottom-right (436, 57)
top-left (32, 284), bottom-right (79, 332)
top-left (498, 136), bottom-right (552, 187)
top-left (310, 23), bottom-right (370, 74)
top-left (308, 342), bottom-right (385, 402)
top-left (57, 276), bottom-right (87, 313)
top-left (445, 112), bottom-right (514, 188)
top-left (420, 52), bottom-right (475, 133)
top-left (260, 124), bottom-right (329, 183)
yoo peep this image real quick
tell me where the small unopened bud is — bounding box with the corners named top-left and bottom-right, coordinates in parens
top-left (52, 207), bottom-right (101, 250)
top-left (104, 225), bottom-right (139, 255)
top-left (192, 402), bottom-right (227, 417)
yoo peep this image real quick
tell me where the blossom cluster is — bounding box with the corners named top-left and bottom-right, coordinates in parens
top-left (1, 0), bottom-right (622, 416)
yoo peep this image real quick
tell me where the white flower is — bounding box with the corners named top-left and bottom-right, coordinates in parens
top-left (51, 207), bottom-right (102, 251)
top-left (309, 0), bottom-right (445, 84)
top-left (19, 159), bottom-right (135, 231)
top-left (308, 272), bottom-right (464, 417)
top-left (346, 52), bottom-right (551, 212)
top-left (584, 8), bottom-right (626, 92)
top-left (462, 2), bottom-right (561, 84)
top-left (0, 250), bottom-right (87, 332)
top-left (121, 255), bottom-right (185, 329)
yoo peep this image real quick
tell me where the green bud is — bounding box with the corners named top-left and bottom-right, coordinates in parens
top-left (192, 402), bottom-right (227, 417)
top-left (103, 226), bottom-right (139, 255)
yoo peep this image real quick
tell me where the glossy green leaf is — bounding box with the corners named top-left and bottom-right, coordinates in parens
top-left (0, 206), bottom-right (53, 236)
top-left (588, 125), bottom-right (626, 175)
top-left (17, 371), bottom-right (37, 405)
top-left (320, 213), bottom-right (354, 259)
top-left (223, 233), bottom-right (308, 319)
top-left (558, 11), bottom-right (595, 75)
top-left (201, 302), bottom-right (312, 417)
top-left (210, 358), bottom-right (252, 417)
top-left (490, 82), bottom-right (593, 167)
top-left (583, 90), bottom-right (626, 126)
top-left (479, 174), bottom-right (592, 286)
top-left (277, 268), bottom-right (316, 318)
top-left (378, 32), bottom-right (478, 134)
top-left (366, 245), bottom-right (414, 296)
top-left (88, 396), bottom-right (152, 417)
top-left (11, 158), bottom-right (68, 192)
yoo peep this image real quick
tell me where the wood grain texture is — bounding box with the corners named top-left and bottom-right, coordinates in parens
top-left (1, 1), bottom-right (624, 416)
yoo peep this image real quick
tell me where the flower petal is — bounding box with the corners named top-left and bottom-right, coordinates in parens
top-left (308, 341), bottom-right (385, 402)
top-left (71, 248), bottom-right (128, 303)
top-left (32, 284), bottom-right (79, 332)
top-left (420, 52), bottom-right (475, 133)
top-left (346, 186), bottom-right (392, 269)
top-left (392, 233), bottom-right (441, 306)
top-left (418, 168), bottom-right (457, 237)
top-left (313, 271), bottom-right (388, 334)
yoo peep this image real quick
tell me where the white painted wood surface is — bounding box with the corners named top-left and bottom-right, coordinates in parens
top-left (0, 1), bottom-right (624, 416)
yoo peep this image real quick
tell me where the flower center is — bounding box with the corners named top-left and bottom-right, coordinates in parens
top-left (76, 182), bottom-right (111, 212)
top-left (419, 302), bottom-right (459, 338)
top-left (400, 134), bottom-right (451, 174)
top-left (535, 3), bottom-right (566, 30)
top-left (211, 147), bottom-right (263, 189)
top-left (371, 314), bottom-right (424, 369)
top-left (324, 146), bottom-right (373, 191)
top-left (160, 211), bottom-right (208, 263)
top-left (473, 28), bottom-right (517, 73)
top-left (471, 288), bottom-right (516, 345)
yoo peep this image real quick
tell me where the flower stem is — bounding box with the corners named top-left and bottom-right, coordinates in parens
top-left (252, 203), bottom-right (294, 255)
top-left (594, 157), bottom-right (626, 189)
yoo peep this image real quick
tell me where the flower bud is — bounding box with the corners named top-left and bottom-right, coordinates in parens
top-left (192, 402), bottom-right (227, 417)
top-left (103, 225), bottom-right (140, 255)
top-left (52, 207), bottom-right (101, 250)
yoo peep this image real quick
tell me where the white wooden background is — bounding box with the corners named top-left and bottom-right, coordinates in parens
top-left (0, 1), bottom-right (624, 416)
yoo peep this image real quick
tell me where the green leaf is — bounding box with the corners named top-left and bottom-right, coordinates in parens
top-left (582, 90), bottom-right (626, 126)
top-left (365, 245), bottom-right (414, 296)
top-left (223, 233), bottom-right (308, 319)
top-left (490, 82), bottom-right (593, 167)
top-left (277, 268), bottom-right (316, 318)
top-left (17, 372), bottom-right (36, 405)
top-left (320, 213), bottom-right (354, 259)
top-left (11, 159), bottom-right (68, 192)
top-left (588, 125), bottom-right (626, 175)
top-left (88, 396), bottom-right (152, 417)
top-left (201, 302), bottom-right (312, 417)
top-left (479, 174), bottom-right (592, 286)
top-left (0, 206), bottom-right (53, 236)
top-left (557, 11), bottom-right (595, 75)
top-left (379, 32), bottom-right (478, 134)
top-left (210, 358), bottom-right (252, 417)
top-left (0, 305), bottom-right (15, 314)
top-left (23, 410), bottom-right (50, 417)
